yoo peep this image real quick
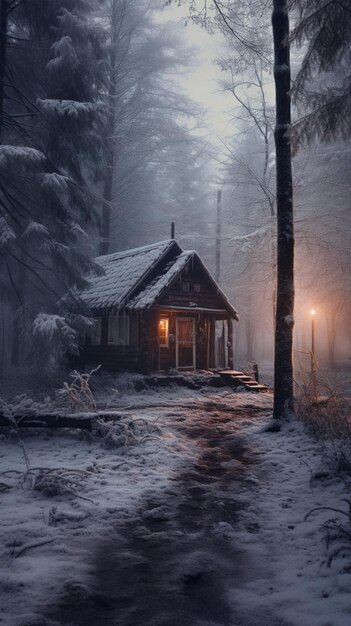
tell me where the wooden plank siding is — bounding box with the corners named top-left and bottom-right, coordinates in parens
top-left (78, 309), bottom-right (234, 373)
top-left (158, 268), bottom-right (227, 312)
top-left (79, 313), bottom-right (144, 372)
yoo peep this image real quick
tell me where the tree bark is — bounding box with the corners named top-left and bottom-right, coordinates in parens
top-left (272, 0), bottom-right (295, 419)
top-left (0, 0), bottom-right (9, 141)
top-left (215, 189), bottom-right (222, 283)
top-left (99, 0), bottom-right (120, 256)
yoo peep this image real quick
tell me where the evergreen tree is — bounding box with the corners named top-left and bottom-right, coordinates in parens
top-left (291, 0), bottom-right (351, 143)
top-left (98, 0), bottom-right (209, 254)
top-left (0, 0), bottom-right (106, 369)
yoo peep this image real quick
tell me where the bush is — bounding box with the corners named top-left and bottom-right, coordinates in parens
top-left (295, 367), bottom-right (351, 475)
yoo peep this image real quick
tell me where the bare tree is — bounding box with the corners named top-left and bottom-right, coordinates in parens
top-left (272, 0), bottom-right (294, 418)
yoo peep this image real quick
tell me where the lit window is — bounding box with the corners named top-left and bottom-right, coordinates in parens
top-left (159, 317), bottom-right (169, 347)
top-left (90, 318), bottom-right (102, 346)
top-left (108, 314), bottom-right (129, 345)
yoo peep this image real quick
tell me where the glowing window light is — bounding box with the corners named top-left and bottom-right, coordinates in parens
top-left (159, 318), bottom-right (169, 347)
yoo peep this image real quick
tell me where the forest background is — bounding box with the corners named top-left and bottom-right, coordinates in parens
top-left (0, 0), bottom-right (350, 381)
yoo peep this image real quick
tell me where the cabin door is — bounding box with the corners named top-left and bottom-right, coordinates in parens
top-left (176, 318), bottom-right (195, 369)
top-left (215, 320), bottom-right (228, 368)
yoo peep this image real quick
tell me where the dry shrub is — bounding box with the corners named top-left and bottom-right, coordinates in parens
top-left (56, 366), bottom-right (100, 411)
top-left (93, 416), bottom-right (162, 449)
top-left (295, 366), bottom-right (351, 475)
top-left (297, 365), bottom-right (351, 570)
top-left (305, 501), bottom-right (351, 570)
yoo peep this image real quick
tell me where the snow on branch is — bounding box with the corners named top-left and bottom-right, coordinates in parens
top-left (230, 226), bottom-right (270, 253)
top-left (21, 221), bottom-right (50, 241)
top-left (37, 99), bottom-right (96, 119)
top-left (32, 313), bottom-right (80, 369)
top-left (40, 173), bottom-right (70, 193)
top-left (47, 36), bottom-right (79, 73)
top-left (0, 146), bottom-right (46, 171)
top-left (32, 314), bottom-right (75, 343)
top-left (0, 217), bottom-right (16, 247)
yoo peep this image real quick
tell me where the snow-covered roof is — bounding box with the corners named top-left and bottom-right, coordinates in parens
top-left (82, 239), bottom-right (238, 319)
top-left (82, 240), bottom-right (179, 310)
top-left (128, 251), bottom-right (193, 310)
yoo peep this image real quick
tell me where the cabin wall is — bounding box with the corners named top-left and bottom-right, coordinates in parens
top-left (158, 268), bottom-right (227, 311)
top-left (77, 309), bottom-right (234, 373)
top-left (78, 313), bottom-right (144, 372)
top-left (76, 253), bottom-right (236, 373)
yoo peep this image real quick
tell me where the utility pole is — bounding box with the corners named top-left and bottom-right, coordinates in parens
top-left (215, 189), bottom-right (222, 284)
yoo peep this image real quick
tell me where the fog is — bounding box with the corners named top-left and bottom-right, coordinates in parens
top-left (0, 0), bottom-right (350, 377)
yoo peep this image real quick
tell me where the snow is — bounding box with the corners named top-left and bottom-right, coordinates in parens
top-left (0, 217), bottom-right (16, 247)
top-left (274, 64), bottom-right (290, 73)
top-left (0, 146), bottom-right (45, 169)
top-left (22, 221), bottom-right (50, 240)
top-left (37, 99), bottom-right (96, 118)
top-left (32, 314), bottom-right (75, 342)
top-left (1, 385), bottom-right (350, 625)
top-left (128, 251), bottom-right (193, 309)
top-left (40, 173), bottom-right (70, 193)
top-left (82, 239), bottom-right (238, 319)
top-left (81, 239), bottom-right (177, 310)
top-left (47, 36), bottom-right (79, 72)
top-left (229, 227), bottom-right (270, 253)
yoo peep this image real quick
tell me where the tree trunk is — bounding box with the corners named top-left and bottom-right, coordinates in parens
top-left (272, 0), bottom-right (295, 419)
top-left (326, 308), bottom-right (337, 368)
top-left (0, 0), bottom-right (9, 141)
top-left (10, 252), bottom-right (27, 366)
top-left (215, 189), bottom-right (222, 283)
top-left (99, 0), bottom-right (120, 256)
top-left (245, 315), bottom-right (254, 362)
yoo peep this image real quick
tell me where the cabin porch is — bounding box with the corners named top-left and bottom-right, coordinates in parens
top-left (149, 307), bottom-right (234, 372)
top-left (79, 308), bottom-right (234, 373)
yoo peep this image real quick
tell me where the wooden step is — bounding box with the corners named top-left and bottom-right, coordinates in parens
top-left (219, 370), bottom-right (244, 377)
top-left (247, 384), bottom-right (268, 392)
top-left (219, 370), bottom-right (268, 393)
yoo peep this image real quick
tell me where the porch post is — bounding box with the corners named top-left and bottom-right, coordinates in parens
top-left (228, 317), bottom-right (234, 369)
top-left (209, 316), bottom-right (216, 369)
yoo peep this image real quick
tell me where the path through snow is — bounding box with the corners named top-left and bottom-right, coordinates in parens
top-left (46, 400), bottom-right (273, 626)
top-left (2, 389), bottom-right (351, 626)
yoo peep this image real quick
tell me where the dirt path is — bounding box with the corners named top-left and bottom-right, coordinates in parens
top-left (45, 400), bottom-right (274, 626)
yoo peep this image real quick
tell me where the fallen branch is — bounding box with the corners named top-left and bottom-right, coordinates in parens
top-left (0, 411), bottom-right (126, 430)
top-left (13, 538), bottom-right (54, 559)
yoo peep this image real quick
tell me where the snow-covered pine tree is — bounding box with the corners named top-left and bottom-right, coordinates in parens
top-left (291, 0), bottom-right (351, 143)
top-left (0, 0), bottom-right (106, 372)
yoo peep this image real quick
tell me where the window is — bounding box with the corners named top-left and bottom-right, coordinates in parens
top-left (159, 317), bottom-right (169, 347)
top-left (181, 281), bottom-right (190, 292)
top-left (194, 283), bottom-right (201, 293)
top-left (108, 314), bottom-right (129, 345)
top-left (90, 318), bottom-right (102, 346)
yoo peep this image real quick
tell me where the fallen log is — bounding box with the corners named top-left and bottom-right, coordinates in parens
top-left (0, 411), bottom-right (125, 430)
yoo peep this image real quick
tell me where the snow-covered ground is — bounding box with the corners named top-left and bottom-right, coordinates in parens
top-left (1, 384), bottom-right (351, 626)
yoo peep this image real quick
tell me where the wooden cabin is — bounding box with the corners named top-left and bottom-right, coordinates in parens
top-left (78, 239), bottom-right (238, 373)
